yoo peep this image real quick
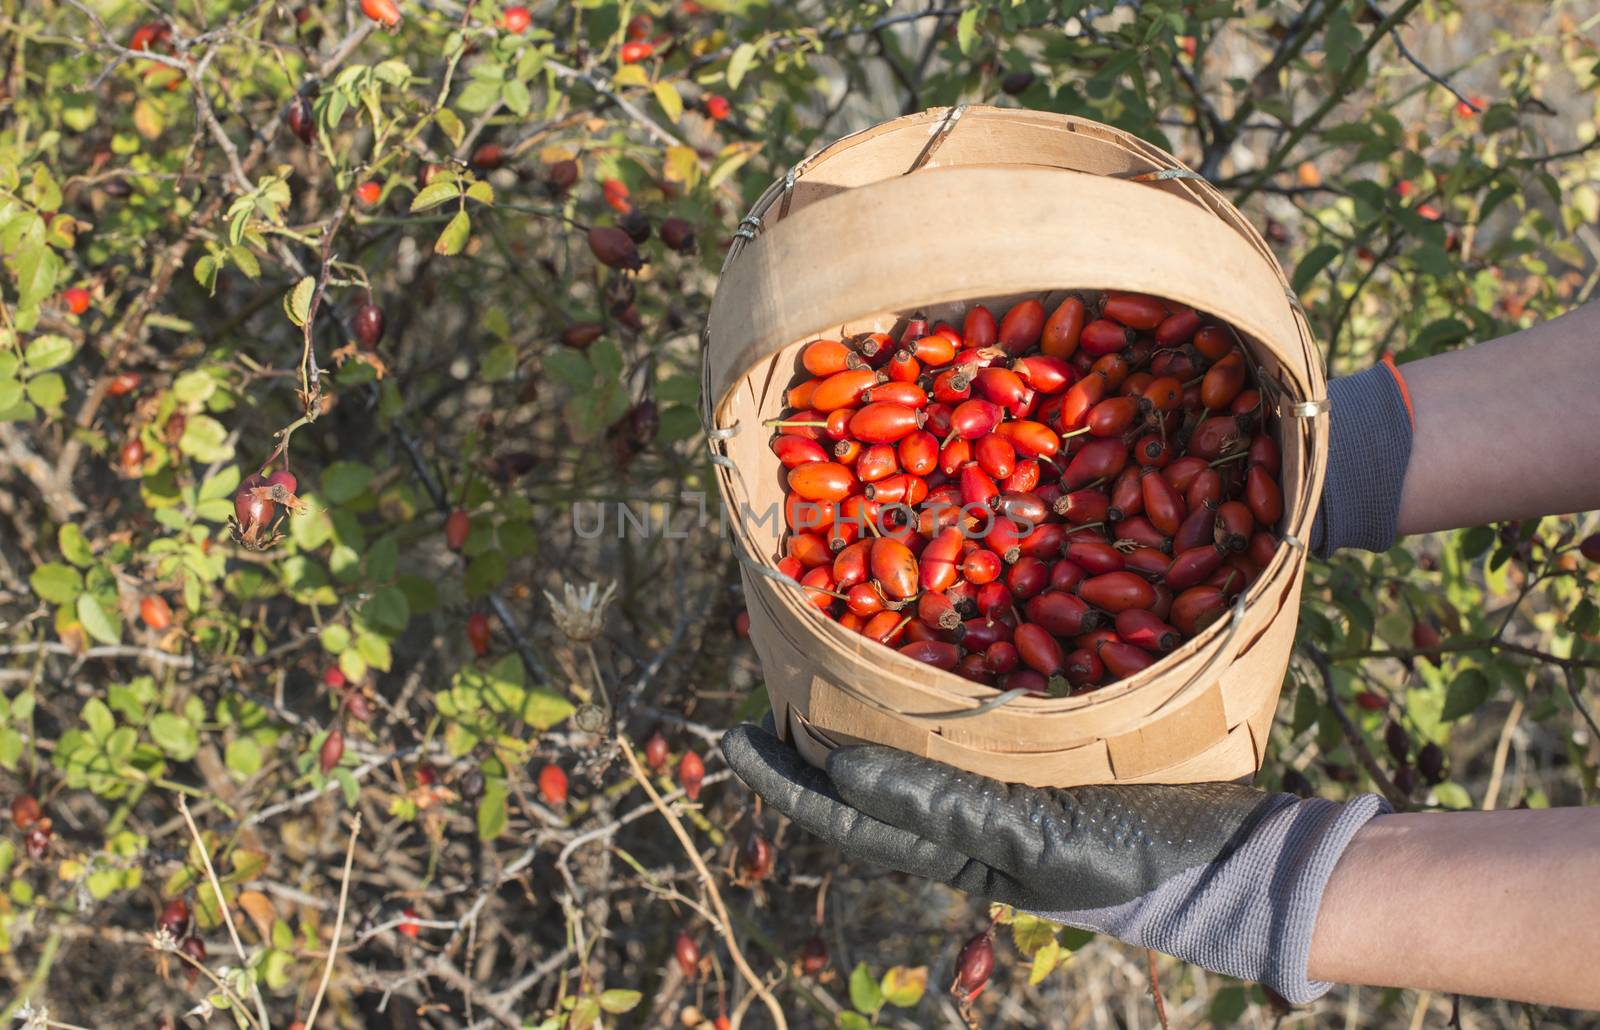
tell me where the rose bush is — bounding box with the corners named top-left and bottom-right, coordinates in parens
top-left (0, 1), bottom-right (1597, 1026)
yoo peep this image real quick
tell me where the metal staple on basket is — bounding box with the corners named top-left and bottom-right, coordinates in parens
top-left (904, 103), bottom-right (966, 174)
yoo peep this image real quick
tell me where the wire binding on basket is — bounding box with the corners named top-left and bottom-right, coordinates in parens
top-left (733, 214), bottom-right (763, 240)
top-left (777, 167), bottom-right (798, 220)
top-left (1288, 398), bottom-right (1330, 417)
top-left (906, 104), bottom-right (966, 173)
top-left (1117, 167), bottom-right (1207, 183)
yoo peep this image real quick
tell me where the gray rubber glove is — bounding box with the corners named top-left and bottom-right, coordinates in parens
top-left (723, 721), bottom-right (1388, 1004)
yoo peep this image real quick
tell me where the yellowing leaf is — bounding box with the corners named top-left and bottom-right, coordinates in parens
top-left (237, 890), bottom-right (276, 939)
top-left (1010, 912), bottom-right (1057, 956)
top-left (727, 42), bottom-right (757, 89)
top-left (707, 141), bottom-right (762, 191)
top-left (653, 80), bottom-right (683, 123)
top-left (880, 965), bottom-right (927, 1007)
top-left (133, 98), bottom-right (164, 140)
top-left (957, 8), bottom-right (980, 55)
top-left (285, 275), bottom-right (315, 327)
top-left (612, 65), bottom-right (649, 88)
top-left (434, 209), bottom-right (470, 256)
top-left (663, 145), bottom-right (701, 187)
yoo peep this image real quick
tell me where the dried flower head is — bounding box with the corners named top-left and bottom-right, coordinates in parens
top-left (543, 580), bottom-right (617, 643)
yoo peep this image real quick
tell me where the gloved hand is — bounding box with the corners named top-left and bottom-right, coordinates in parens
top-left (722, 720), bottom-right (1388, 1004)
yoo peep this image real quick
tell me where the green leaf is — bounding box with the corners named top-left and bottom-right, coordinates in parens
top-left (543, 347), bottom-right (593, 390)
top-left (957, 8), bottom-right (980, 54)
top-left (880, 965), bottom-right (927, 1007)
top-left (1208, 984), bottom-right (1248, 1024)
top-left (568, 999), bottom-right (600, 1029)
top-left (435, 108), bottom-right (465, 149)
top-left (657, 406), bottom-right (700, 442)
top-left (434, 209), bottom-right (471, 256)
top-left (1433, 781), bottom-right (1472, 808)
top-left (194, 254), bottom-right (219, 293)
top-left (179, 415), bottom-right (234, 463)
top-left (363, 586), bottom-right (410, 635)
top-left (1442, 668), bottom-right (1492, 721)
top-left (0, 379), bottom-right (21, 412)
top-left (501, 78), bottom-right (532, 117)
top-left (476, 780), bottom-right (508, 840)
top-left (321, 624), bottom-right (352, 654)
top-left (727, 42), bottom-right (757, 89)
top-left (322, 461), bottom-right (373, 504)
top-left (456, 78), bottom-right (501, 113)
top-left (480, 341), bottom-right (518, 382)
top-left (1459, 525), bottom-right (1495, 560)
top-left (199, 465), bottom-right (242, 502)
top-left (58, 524), bottom-right (94, 567)
top-left (356, 631), bottom-right (393, 672)
top-left (24, 334), bottom-right (74, 371)
top-left (464, 180), bottom-right (494, 206)
top-left (83, 699), bottom-right (115, 741)
top-left (837, 1014), bottom-right (872, 1030)
top-left (25, 373), bottom-right (65, 411)
top-left (225, 737), bottom-right (262, 779)
top-left (76, 592), bottom-right (122, 645)
top-left (598, 989), bottom-right (641, 1014)
top-left (653, 80), bottom-right (683, 123)
top-left (285, 275), bottom-right (315, 328)
top-left (521, 687), bottom-right (575, 731)
top-left (1291, 243), bottom-right (1340, 294)
top-left (30, 562), bottom-right (83, 603)
top-left (410, 180), bottom-right (460, 212)
top-left (848, 962), bottom-right (883, 1015)
top-left (463, 549), bottom-right (507, 598)
top-left (172, 369), bottom-right (217, 405)
top-left (1414, 316), bottom-right (1470, 352)
top-left (149, 713), bottom-right (199, 761)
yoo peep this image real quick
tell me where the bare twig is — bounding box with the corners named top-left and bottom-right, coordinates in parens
top-left (305, 813), bottom-right (362, 1029)
top-left (1366, 0), bottom-right (1481, 112)
top-left (1302, 648), bottom-right (1409, 809)
top-left (1481, 699), bottom-right (1523, 811)
top-left (1329, 638), bottom-right (1600, 671)
top-left (618, 736), bottom-right (787, 1030)
top-left (0, 642), bottom-right (194, 667)
top-left (1147, 949), bottom-right (1169, 1030)
top-left (1234, 0), bottom-right (1428, 206)
top-left (177, 796), bottom-right (272, 1030)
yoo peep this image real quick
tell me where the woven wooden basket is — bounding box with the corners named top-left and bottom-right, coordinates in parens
top-left (701, 106), bottom-right (1328, 787)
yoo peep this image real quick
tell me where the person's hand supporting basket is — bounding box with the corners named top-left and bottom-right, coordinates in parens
top-left (724, 304), bottom-right (1600, 1011)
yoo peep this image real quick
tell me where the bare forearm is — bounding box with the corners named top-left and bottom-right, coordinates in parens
top-left (1396, 302), bottom-right (1600, 536)
top-left (1307, 808), bottom-right (1600, 1009)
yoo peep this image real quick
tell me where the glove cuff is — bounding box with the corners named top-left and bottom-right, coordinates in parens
top-left (1030, 791), bottom-right (1390, 1005)
top-left (1264, 792), bottom-right (1391, 1003)
top-left (1311, 358), bottom-right (1415, 556)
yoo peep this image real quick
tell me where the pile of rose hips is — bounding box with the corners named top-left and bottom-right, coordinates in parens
top-left (768, 292), bottom-right (1285, 695)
